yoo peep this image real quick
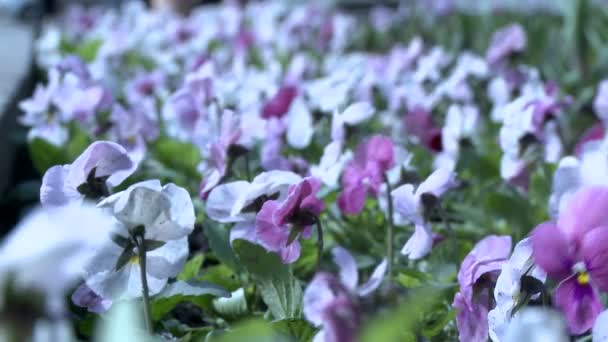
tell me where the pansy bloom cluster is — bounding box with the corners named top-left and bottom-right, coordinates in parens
top-left (3, 0), bottom-right (608, 341)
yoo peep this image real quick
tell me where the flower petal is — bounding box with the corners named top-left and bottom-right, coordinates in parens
top-left (303, 273), bottom-right (338, 327)
top-left (230, 221), bottom-right (258, 244)
top-left (206, 181), bottom-right (252, 223)
top-left (147, 237), bottom-right (189, 279)
top-left (581, 226), bottom-right (608, 292)
top-left (401, 223), bottom-right (433, 260)
top-left (255, 201), bottom-right (288, 253)
top-left (331, 246), bottom-right (359, 291)
top-left (357, 258), bottom-right (387, 297)
top-left (340, 102), bottom-right (374, 125)
top-left (391, 184), bottom-right (418, 222)
top-left (554, 278), bottom-right (603, 335)
top-left (557, 186), bottom-right (608, 241)
top-left (416, 167), bottom-right (457, 198)
top-left (40, 165), bottom-right (78, 206)
top-left (592, 309), bottom-right (608, 342)
top-left (531, 222), bottom-right (572, 280)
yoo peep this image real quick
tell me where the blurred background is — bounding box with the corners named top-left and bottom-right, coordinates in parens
top-left (0, 0), bottom-right (606, 233)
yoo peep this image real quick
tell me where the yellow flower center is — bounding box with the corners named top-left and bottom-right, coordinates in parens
top-left (577, 272), bottom-right (590, 285)
top-left (130, 255), bottom-right (139, 264)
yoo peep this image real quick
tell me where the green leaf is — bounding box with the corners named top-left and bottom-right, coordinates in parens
top-left (144, 239), bottom-right (166, 252)
top-left (293, 237), bottom-right (318, 277)
top-left (272, 319), bottom-right (317, 342)
top-left (28, 138), bottom-right (68, 174)
top-left (232, 240), bottom-right (303, 320)
top-left (212, 288), bottom-right (249, 320)
top-left (207, 320), bottom-right (275, 342)
top-left (151, 280), bottom-right (230, 321)
top-left (114, 248), bottom-right (134, 271)
top-left (152, 138), bottom-right (202, 180)
top-left (178, 254), bottom-right (204, 281)
top-left (157, 280), bottom-right (230, 299)
top-left (75, 39), bottom-right (103, 63)
top-left (360, 288), bottom-right (441, 342)
top-left (65, 126), bottom-right (91, 161)
top-left (396, 270), bottom-right (431, 289)
top-left (203, 222), bottom-right (241, 271)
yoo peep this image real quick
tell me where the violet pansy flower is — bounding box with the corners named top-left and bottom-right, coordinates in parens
top-left (531, 186), bottom-right (608, 334)
top-left (304, 247), bottom-right (386, 342)
top-left (338, 135), bottom-right (395, 215)
top-left (262, 85), bottom-right (298, 119)
top-left (452, 235), bottom-right (512, 342)
top-left (40, 141), bottom-right (135, 207)
top-left (255, 177), bottom-right (324, 263)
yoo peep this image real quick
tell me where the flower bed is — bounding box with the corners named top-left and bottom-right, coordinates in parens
top-left (3, 1), bottom-right (608, 341)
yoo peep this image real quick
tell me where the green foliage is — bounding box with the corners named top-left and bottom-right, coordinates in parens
top-left (232, 240), bottom-right (303, 320)
top-left (178, 254), bottom-right (205, 281)
top-left (150, 138), bottom-right (202, 188)
top-left (28, 138), bottom-right (67, 174)
top-left (151, 280), bottom-right (230, 321)
top-left (203, 222), bottom-right (241, 272)
top-left (272, 319), bottom-right (317, 342)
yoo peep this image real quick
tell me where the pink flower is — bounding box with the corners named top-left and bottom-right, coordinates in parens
top-left (404, 108), bottom-right (442, 152)
top-left (574, 123), bottom-right (605, 156)
top-left (338, 135), bottom-right (395, 215)
top-left (452, 235), bottom-right (512, 342)
top-left (255, 177), bottom-right (324, 263)
top-left (262, 86), bottom-right (298, 119)
top-left (531, 186), bottom-right (608, 334)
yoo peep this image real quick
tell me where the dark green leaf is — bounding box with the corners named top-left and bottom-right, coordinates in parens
top-left (28, 138), bottom-right (68, 174)
top-left (144, 239), bottom-right (166, 252)
top-left (151, 280), bottom-right (230, 321)
top-left (232, 239), bottom-right (303, 320)
top-left (203, 222), bottom-right (241, 271)
top-left (110, 234), bottom-right (131, 249)
top-left (115, 248), bottom-right (134, 271)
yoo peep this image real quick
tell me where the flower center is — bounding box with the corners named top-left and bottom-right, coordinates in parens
top-left (577, 272), bottom-right (590, 285)
top-left (572, 262), bottom-right (590, 285)
top-left (130, 255), bottom-right (139, 264)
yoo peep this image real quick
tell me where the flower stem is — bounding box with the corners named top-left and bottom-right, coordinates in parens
top-left (136, 236), bottom-right (153, 334)
top-left (244, 153), bottom-right (252, 182)
top-left (315, 217), bottom-right (324, 272)
top-left (383, 173), bottom-right (394, 280)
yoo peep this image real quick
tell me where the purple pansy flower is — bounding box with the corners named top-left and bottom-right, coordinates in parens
top-left (531, 186), bottom-right (608, 334)
top-left (486, 23), bottom-right (527, 65)
top-left (338, 135), bottom-right (395, 215)
top-left (452, 235), bottom-right (512, 342)
top-left (262, 85), bottom-right (298, 120)
top-left (72, 283), bottom-right (112, 313)
top-left (40, 141), bottom-right (135, 207)
top-left (304, 247), bottom-right (387, 342)
top-left (574, 123), bottom-right (605, 156)
top-left (391, 167), bottom-right (457, 259)
top-left (125, 70), bottom-right (166, 106)
top-left (404, 107), bottom-right (443, 152)
top-left (255, 177), bottom-right (324, 263)
top-left (199, 109), bottom-right (243, 198)
top-left (304, 273), bottom-right (359, 342)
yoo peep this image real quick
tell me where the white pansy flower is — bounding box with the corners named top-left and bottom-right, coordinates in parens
top-left (503, 308), bottom-right (568, 342)
top-left (98, 180), bottom-right (195, 242)
top-left (0, 202), bottom-right (114, 317)
top-left (488, 238), bottom-right (546, 342)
